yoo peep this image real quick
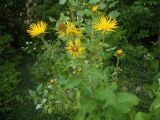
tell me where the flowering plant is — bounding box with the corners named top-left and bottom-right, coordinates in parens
top-left (28, 0), bottom-right (139, 119)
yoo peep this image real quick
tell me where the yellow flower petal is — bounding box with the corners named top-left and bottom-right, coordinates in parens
top-left (65, 40), bottom-right (84, 58)
top-left (27, 21), bottom-right (47, 37)
top-left (93, 16), bottom-right (118, 33)
top-left (92, 5), bottom-right (99, 12)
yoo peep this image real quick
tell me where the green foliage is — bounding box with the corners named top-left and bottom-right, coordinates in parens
top-left (0, 17), bottom-right (21, 119)
top-left (120, 45), bottom-right (159, 83)
top-left (0, 62), bottom-right (20, 112)
top-left (118, 0), bottom-right (159, 41)
top-left (28, 1), bottom-right (140, 119)
top-left (31, 41), bottom-right (69, 82)
top-left (26, 0), bottom-right (160, 119)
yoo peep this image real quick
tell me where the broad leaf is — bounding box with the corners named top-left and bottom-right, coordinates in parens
top-left (116, 92), bottom-right (139, 113)
top-left (81, 98), bottom-right (97, 113)
top-left (135, 112), bottom-right (150, 120)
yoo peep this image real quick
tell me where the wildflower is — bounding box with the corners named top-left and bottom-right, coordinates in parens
top-left (93, 16), bottom-right (118, 33)
top-left (92, 5), bottom-right (99, 13)
top-left (66, 22), bottom-right (82, 37)
top-left (56, 22), bottom-right (67, 37)
top-left (117, 49), bottom-right (123, 57)
top-left (66, 39), bottom-right (84, 58)
top-left (27, 21), bottom-right (47, 37)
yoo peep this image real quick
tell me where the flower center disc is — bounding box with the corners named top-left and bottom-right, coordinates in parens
top-left (72, 46), bottom-right (78, 52)
top-left (58, 23), bottom-right (66, 31)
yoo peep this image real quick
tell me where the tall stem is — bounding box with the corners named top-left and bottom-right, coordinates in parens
top-left (115, 58), bottom-right (120, 81)
top-left (41, 36), bottom-right (46, 44)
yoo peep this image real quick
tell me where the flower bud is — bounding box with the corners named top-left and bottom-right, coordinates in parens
top-left (92, 5), bottom-right (99, 13)
top-left (117, 49), bottom-right (123, 57)
top-left (50, 79), bottom-right (55, 84)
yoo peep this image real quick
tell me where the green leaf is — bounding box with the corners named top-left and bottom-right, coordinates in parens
top-left (108, 10), bottom-right (120, 18)
top-left (58, 75), bottom-right (66, 85)
top-left (109, 1), bottom-right (119, 8)
top-left (49, 16), bottom-right (56, 22)
top-left (89, 0), bottom-right (100, 4)
top-left (99, 2), bottom-right (106, 10)
top-left (116, 92), bottom-right (139, 113)
top-left (36, 83), bottom-right (43, 92)
top-left (135, 112), bottom-right (150, 120)
top-left (60, 13), bottom-right (70, 21)
top-left (95, 87), bottom-right (116, 107)
top-left (110, 82), bottom-right (118, 91)
top-left (83, 9), bottom-right (91, 16)
top-left (36, 104), bottom-right (42, 110)
top-left (65, 78), bottom-right (81, 89)
top-left (74, 112), bottom-right (85, 120)
top-left (43, 89), bottom-right (49, 96)
top-left (81, 98), bottom-right (97, 113)
top-left (59, 0), bottom-right (67, 5)
top-left (29, 90), bottom-right (36, 97)
top-left (150, 96), bottom-right (160, 112)
top-left (48, 107), bottom-right (52, 114)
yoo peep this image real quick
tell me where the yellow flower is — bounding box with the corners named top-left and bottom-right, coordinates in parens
top-left (66, 22), bottom-right (82, 37)
top-left (92, 5), bottom-right (99, 13)
top-left (56, 22), bottom-right (67, 38)
top-left (66, 39), bottom-right (84, 58)
top-left (117, 49), bottom-right (123, 57)
top-left (27, 21), bottom-right (47, 37)
top-left (93, 16), bottom-right (118, 33)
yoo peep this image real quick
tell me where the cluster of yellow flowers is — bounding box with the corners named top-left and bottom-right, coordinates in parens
top-left (26, 15), bottom-right (118, 58)
top-left (56, 22), bottom-right (82, 38)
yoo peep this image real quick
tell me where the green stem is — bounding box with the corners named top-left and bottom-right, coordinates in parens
top-left (41, 36), bottom-right (46, 44)
top-left (115, 58), bottom-right (120, 81)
